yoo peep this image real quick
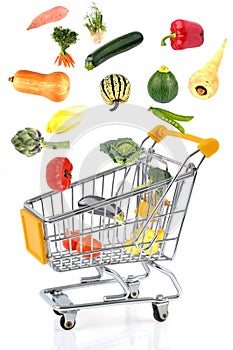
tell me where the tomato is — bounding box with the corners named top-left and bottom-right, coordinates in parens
top-left (62, 230), bottom-right (80, 250)
top-left (46, 157), bottom-right (73, 192)
top-left (76, 234), bottom-right (102, 258)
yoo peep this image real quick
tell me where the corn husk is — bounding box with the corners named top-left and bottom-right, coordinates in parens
top-left (46, 105), bottom-right (88, 133)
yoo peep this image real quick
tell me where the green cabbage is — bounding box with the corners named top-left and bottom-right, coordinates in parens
top-left (100, 138), bottom-right (145, 165)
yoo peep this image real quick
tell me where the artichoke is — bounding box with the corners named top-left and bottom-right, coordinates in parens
top-left (11, 127), bottom-right (70, 157)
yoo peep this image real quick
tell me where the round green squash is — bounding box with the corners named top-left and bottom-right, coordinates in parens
top-left (147, 66), bottom-right (178, 103)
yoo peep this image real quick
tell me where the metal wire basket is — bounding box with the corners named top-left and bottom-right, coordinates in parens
top-left (20, 125), bottom-right (219, 330)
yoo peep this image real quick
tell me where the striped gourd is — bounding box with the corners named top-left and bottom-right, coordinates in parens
top-left (100, 74), bottom-right (131, 111)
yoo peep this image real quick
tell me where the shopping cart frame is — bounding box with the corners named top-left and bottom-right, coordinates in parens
top-left (20, 125), bottom-right (219, 330)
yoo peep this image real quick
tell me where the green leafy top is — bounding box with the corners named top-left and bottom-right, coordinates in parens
top-left (84, 2), bottom-right (106, 34)
top-left (52, 26), bottom-right (79, 54)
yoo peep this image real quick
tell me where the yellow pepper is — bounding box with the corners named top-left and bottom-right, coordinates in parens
top-left (134, 196), bottom-right (169, 223)
top-left (125, 226), bottom-right (165, 255)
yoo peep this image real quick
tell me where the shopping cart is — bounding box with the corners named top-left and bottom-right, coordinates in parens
top-left (20, 124), bottom-right (219, 330)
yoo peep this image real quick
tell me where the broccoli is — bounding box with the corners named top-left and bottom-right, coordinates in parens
top-left (100, 138), bottom-right (145, 165)
top-left (134, 166), bottom-right (172, 196)
top-left (147, 167), bottom-right (172, 184)
top-left (146, 167), bottom-right (172, 196)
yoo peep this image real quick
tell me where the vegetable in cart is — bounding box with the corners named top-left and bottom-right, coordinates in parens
top-left (161, 19), bottom-right (204, 50)
top-left (78, 195), bottom-right (125, 225)
top-left (125, 227), bottom-right (165, 255)
top-left (27, 6), bottom-right (69, 30)
top-left (11, 128), bottom-right (70, 157)
top-left (84, 2), bottom-right (106, 43)
top-left (63, 230), bottom-right (80, 250)
top-left (8, 70), bottom-right (70, 102)
top-left (147, 66), bottom-right (179, 103)
top-left (135, 196), bottom-right (169, 223)
top-left (188, 39), bottom-right (227, 99)
top-left (76, 234), bottom-right (102, 259)
top-left (52, 26), bottom-right (79, 67)
top-left (100, 137), bottom-right (145, 165)
top-left (148, 106), bottom-right (194, 133)
top-left (46, 105), bottom-right (88, 133)
top-left (134, 167), bottom-right (172, 196)
top-left (63, 229), bottom-right (102, 258)
top-left (147, 167), bottom-right (171, 184)
top-left (46, 157), bottom-right (73, 192)
top-left (85, 31), bottom-right (143, 70)
top-left (100, 74), bottom-right (131, 111)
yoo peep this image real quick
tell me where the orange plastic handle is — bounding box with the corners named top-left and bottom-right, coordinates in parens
top-left (20, 208), bottom-right (47, 264)
top-left (148, 125), bottom-right (219, 157)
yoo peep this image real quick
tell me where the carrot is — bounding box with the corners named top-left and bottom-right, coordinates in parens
top-left (54, 53), bottom-right (75, 68)
top-left (27, 6), bottom-right (69, 30)
top-left (188, 39), bottom-right (227, 100)
top-left (52, 27), bottom-right (78, 68)
top-left (66, 53), bottom-right (75, 65)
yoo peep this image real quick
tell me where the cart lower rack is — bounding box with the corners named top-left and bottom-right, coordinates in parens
top-left (20, 125), bottom-right (219, 330)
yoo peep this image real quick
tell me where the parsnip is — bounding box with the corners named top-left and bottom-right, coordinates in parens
top-left (188, 39), bottom-right (227, 100)
top-left (46, 105), bottom-right (88, 133)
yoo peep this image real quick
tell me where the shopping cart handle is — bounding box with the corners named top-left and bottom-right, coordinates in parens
top-left (147, 125), bottom-right (219, 158)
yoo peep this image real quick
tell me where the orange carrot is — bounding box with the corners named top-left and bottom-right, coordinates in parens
top-left (54, 53), bottom-right (76, 68)
top-left (64, 54), bottom-right (74, 67)
top-left (52, 27), bottom-right (78, 68)
top-left (54, 52), bottom-right (75, 67)
top-left (27, 6), bottom-right (69, 30)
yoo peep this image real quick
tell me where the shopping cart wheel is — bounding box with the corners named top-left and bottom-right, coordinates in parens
top-left (128, 290), bottom-right (140, 299)
top-left (126, 276), bottom-right (140, 299)
top-left (152, 296), bottom-right (169, 322)
top-left (53, 309), bottom-right (63, 316)
top-left (60, 314), bottom-right (76, 330)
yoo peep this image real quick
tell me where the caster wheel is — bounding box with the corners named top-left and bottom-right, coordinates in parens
top-left (60, 315), bottom-right (76, 330)
top-left (152, 303), bottom-right (168, 322)
top-left (53, 309), bottom-right (62, 316)
top-left (129, 290), bottom-right (140, 299)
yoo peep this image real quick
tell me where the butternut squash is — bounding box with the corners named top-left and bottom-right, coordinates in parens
top-left (8, 70), bottom-right (70, 102)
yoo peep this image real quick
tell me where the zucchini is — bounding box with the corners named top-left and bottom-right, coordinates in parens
top-left (147, 66), bottom-right (179, 103)
top-left (85, 31), bottom-right (144, 70)
top-left (78, 195), bottom-right (125, 224)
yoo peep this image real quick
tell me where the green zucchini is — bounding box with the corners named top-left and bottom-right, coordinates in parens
top-left (85, 31), bottom-right (144, 70)
top-left (147, 66), bottom-right (179, 103)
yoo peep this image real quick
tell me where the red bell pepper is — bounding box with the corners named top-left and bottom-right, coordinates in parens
top-left (46, 157), bottom-right (73, 192)
top-left (161, 19), bottom-right (204, 50)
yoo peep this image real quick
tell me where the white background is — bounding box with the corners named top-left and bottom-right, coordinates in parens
top-left (1, 1), bottom-right (233, 349)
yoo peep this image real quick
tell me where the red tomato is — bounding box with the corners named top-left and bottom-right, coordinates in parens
top-left (62, 230), bottom-right (80, 250)
top-left (76, 234), bottom-right (102, 258)
top-left (46, 157), bottom-right (73, 192)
